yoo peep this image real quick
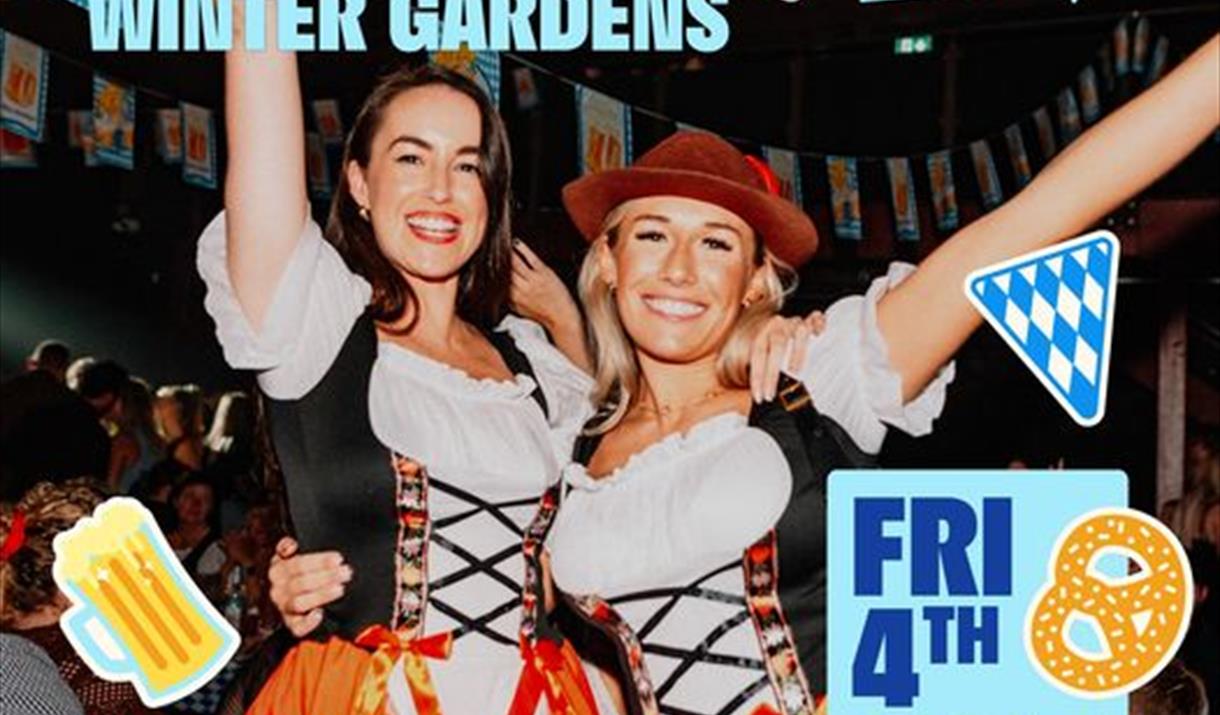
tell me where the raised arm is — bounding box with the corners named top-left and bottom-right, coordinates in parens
top-left (224, 0), bottom-right (309, 331)
top-left (878, 34), bottom-right (1220, 401)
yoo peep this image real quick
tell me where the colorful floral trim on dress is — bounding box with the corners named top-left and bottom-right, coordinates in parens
top-left (567, 593), bottom-right (660, 715)
top-left (743, 532), bottom-right (818, 715)
top-left (392, 452), bottom-right (431, 635)
top-left (520, 483), bottom-right (561, 641)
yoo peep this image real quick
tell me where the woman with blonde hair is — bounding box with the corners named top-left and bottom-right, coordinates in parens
top-left (537, 36), bottom-right (1220, 714)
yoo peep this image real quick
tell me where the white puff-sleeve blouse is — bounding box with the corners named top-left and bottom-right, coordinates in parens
top-left (548, 262), bottom-right (956, 599)
top-left (196, 212), bottom-right (595, 477)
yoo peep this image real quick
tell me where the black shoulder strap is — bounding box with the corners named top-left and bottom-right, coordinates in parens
top-left (571, 427), bottom-right (605, 466)
top-left (485, 329), bottom-right (549, 419)
top-left (749, 374), bottom-right (878, 469)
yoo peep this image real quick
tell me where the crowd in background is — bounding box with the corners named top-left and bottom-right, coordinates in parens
top-left (1, 336), bottom-right (1217, 715)
top-left (2, 339), bottom-right (283, 714)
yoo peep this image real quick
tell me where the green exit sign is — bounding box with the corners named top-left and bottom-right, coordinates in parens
top-left (894, 35), bottom-right (934, 54)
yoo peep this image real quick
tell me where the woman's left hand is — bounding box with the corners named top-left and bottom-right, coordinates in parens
top-left (749, 311), bottom-right (826, 403)
top-left (510, 238), bottom-right (593, 373)
top-left (510, 239), bottom-right (580, 331)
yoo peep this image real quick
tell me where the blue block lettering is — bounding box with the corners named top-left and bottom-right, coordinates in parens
top-left (912, 498), bottom-right (978, 596)
top-left (852, 609), bottom-right (920, 707)
top-left (854, 498), bottom-right (904, 596)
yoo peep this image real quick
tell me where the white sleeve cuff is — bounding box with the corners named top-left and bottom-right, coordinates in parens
top-left (796, 262), bottom-right (955, 454)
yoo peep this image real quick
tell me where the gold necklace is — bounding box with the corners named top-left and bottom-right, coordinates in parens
top-left (637, 387), bottom-right (728, 417)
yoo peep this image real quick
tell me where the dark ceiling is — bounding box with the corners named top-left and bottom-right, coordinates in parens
top-left (4, 0), bottom-right (1218, 153)
top-left (1, 0), bottom-right (1217, 432)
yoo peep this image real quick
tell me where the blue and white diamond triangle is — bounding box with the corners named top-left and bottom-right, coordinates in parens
top-left (964, 230), bottom-right (1119, 427)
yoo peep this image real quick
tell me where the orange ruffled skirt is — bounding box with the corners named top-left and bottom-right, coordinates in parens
top-left (245, 636), bottom-right (377, 715)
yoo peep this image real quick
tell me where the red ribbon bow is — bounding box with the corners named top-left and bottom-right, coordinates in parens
top-left (352, 625), bottom-right (453, 715)
top-left (510, 636), bottom-right (600, 715)
top-left (1, 510), bottom-right (27, 561)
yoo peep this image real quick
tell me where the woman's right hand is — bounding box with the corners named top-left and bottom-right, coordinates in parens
top-left (267, 537), bottom-right (352, 637)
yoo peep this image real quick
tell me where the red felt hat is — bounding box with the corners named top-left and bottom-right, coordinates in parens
top-left (562, 131), bottom-right (819, 267)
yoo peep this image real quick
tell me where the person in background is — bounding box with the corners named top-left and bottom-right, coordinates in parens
top-left (1129, 660), bottom-right (1210, 715)
top-left (154, 384), bottom-right (208, 471)
top-left (218, 502), bottom-right (284, 649)
top-left (64, 356), bottom-right (94, 393)
top-left (0, 634), bottom-right (84, 715)
top-left (0, 367), bottom-right (109, 501)
top-left (1187, 429), bottom-right (1220, 496)
top-left (0, 479), bottom-right (153, 715)
top-left (107, 378), bottom-right (164, 495)
top-left (204, 391), bottom-right (260, 532)
top-left (129, 454), bottom-right (183, 532)
top-left (1178, 488), bottom-right (1218, 553)
top-left (24, 340), bottom-right (71, 384)
top-left (71, 359), bottom-right (139, 494)
top-left (72, 359), bottom-right (128, 421)
top-left (165, 473), bottom-right (226, 598)
top-left (1180, 542), bottom-right (1219, 711)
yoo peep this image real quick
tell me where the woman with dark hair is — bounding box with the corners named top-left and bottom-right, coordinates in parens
top-left (165, 474), bottom-right (225, 595)
top-left (196, 2), bottom-right (603, 712)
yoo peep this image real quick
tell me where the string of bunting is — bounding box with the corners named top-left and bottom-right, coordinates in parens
top-left (498, 13), bottom-right (1174, 244)
top-left (0, 10), bottom-right (1182, 247)
top-left (0, 25), bottom-right (221, 187)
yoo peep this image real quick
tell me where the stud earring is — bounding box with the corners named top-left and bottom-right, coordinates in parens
top-left (359, 206), bottom-right (371, 222)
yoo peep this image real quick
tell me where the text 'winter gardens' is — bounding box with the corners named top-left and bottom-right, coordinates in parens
top-left (88, 0), bottom-right (732, 53)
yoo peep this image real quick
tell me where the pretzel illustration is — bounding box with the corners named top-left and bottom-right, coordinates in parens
top-left (1025, 508), bottom-right (1193, 698)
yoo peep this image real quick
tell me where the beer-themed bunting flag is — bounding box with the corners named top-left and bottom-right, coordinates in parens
top-left (1, 32), bottom-right (50, 142)
top-left (1003, 124), bottom-right (1032, 188)
top-left (1132, 16), bottom-right (1150, 74)
top-left (1113, 19), bottom-right (1131, 76)
top-left (885, 157), bottom-right (920, 242)
top-left (181, 101), bottom-right (217, 189)
top-left (311, 99), bottom-right (344, 144)
top-left (155, 108), bottom-right (182, 163)
top-left (1057, 87), bottom-right (1083, 145)
top-left (306, 131), bottom-right (331, 198)
top-left (0, 128), bottom-right (37, 167)
top-left (67, 109), bottom-right (90, 148)
top-left (431, 47), bottom-right (500, 104)
top-left (1147, 37), bottom-right (1169, 84)
top-left (92, 73), bottom-right (136, 169)
top-left (926, 150), bottom-right (959, 232)
top-left (1078, 66), bottom-right (1101, 125)
top-left (970, 140), bottom-right (1003, 210)
top-left (576, 85), bottom-right (632, 176)
top-left (826, 156), bottom-right (862, 240)
top-left (763, 145), bottom-right (803, 207)
top-left (512, 67), bottom-right (539, 110)
top-left (81, 112), bottom-right (99, 166)
top-left (1032, 107), bottom-right (1057, 160)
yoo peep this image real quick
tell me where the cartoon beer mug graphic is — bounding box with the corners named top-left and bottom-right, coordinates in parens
top-left (53, 497), bottom-right (239, 708)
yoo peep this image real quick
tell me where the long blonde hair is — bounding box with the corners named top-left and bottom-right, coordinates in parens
top-left (578, 203), bottom-right (797, 433)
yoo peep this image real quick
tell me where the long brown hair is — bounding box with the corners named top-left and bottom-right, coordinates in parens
top-left (0, 479), bottom-right (106, 625)
top-left (326, 64), bottom-right (514, 332)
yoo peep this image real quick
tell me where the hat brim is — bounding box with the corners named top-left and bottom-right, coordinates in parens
top-left (562, 166), bottom-right (819, 267)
